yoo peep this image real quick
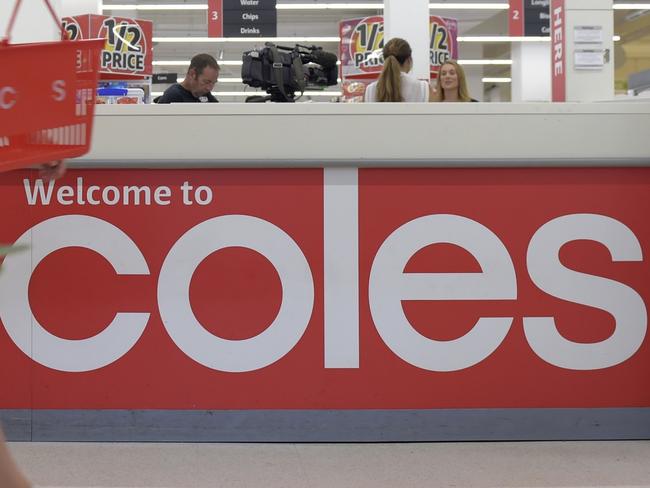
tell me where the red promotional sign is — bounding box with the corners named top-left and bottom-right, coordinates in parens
top-left (339, 15), bottom-right (385, 79)
top-left (207, 0), bottom-right (224, 37)
top-left (551, 0), bottom-right (566, 102)
top-left (340, 16), bottom-right (459, 80)
top-left (509, 0), bottom-right (524, 36)
top-left (62, 14), bottom-right (153, 77)
top-left (1, 168), bottom-right (649, 410)
top-left (429, 15), bottom-right (459, 78)
top-left (339, 16), bottom-right (458, 101)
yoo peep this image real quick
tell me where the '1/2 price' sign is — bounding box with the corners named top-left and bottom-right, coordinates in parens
top-left (339, 15), bottom-right (458, 79)
top-left (62, 14), bottom-right (153, 76)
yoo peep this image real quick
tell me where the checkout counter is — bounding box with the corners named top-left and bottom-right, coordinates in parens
top-left (1, 102), bottom-right (649, 441)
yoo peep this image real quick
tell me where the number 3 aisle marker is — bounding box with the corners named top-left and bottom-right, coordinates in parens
top-left (208, 0), bottom-right (223, 38)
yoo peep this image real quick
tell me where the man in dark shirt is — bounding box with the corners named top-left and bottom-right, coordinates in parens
top-left (157, 53), bottom-right (220, 103)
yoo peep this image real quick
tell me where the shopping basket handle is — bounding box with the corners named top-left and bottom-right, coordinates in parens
top-left (2, 0), bottom-right (67, 44)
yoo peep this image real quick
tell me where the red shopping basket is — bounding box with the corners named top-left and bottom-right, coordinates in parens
top-left (0, 0), bottom-right (103, 172)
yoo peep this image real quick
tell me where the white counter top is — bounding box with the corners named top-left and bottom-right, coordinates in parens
top-left (79, 102), bottom-right (650, 167)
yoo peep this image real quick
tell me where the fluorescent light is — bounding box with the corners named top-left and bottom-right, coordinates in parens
top-left (277, 3), bottom-right (382, 8)
top-left (177, 78), bottom-right (244, 83)
top-left (613, 3), bottom-right (650, 9)
top-left (153, 61), bottom-right (191, 66)
top-left (482, 77), bottom-right (511, 83)
top-left (104, 2), bottom-right (509, 11)
top-left (460, 36), bottom-right (620, 42)
top-left (175, 77), bottom-right (342, 83)
top-left (157, 60), bottom-right (511, 66)
top-left (153, 36), bottom-right (542, 44)
top-left (154, 60), bottom-right (345, 67)
top-left (218, 91), bottom-right (342, 96)
top-left (428, 3), bottom-right (507, 8)
top-left (103, 2), bottom-right (644, 12)
top-left (458, 36), bottom-right (550, 42)
top-left (151, 91), bottom-right (342, 97)
top-left (458, 59), bottom-right (512, 65)
top-left (277, 2), bottom-right (507, 8)
top-left (103, 4), bottom-right (207, 10)
top-left (152, 37), bottom-right (341, 43)
top-left (153, 60), bottom-right (243, 66)
top-left (153, 36), bottom-right (620, 44)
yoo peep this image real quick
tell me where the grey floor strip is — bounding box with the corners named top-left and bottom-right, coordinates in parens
top-left (3, 408), bottom-right (650, 442)
top-left (0, 409), bottom-right (31, 441)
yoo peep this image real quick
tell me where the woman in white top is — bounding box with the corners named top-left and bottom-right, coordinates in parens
top-left (364, 38), bottom-right (435, 103)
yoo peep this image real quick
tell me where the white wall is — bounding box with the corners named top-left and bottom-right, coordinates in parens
top-left (459, 44), bottom-right (484, 101)
top-left (512, 43), bottom-right (552, 102)
top-left (486, 84), bottom-right (504, 102)
top-left (565, 0), bottom-right (614, 101)
top-left (0, 0), bottom-right (62, 43)
top-left (60, 0), bottom-right (101, 17)
top-left (0, 0), bottom-right (99, 43)
top-left (384, 0), bottom-right (430, 80)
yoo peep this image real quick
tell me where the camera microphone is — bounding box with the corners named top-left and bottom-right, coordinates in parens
top-left (307, 49), bottom-right (338, 69)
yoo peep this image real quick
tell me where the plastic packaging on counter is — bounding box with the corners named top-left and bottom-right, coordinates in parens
top-left (96, 87), bottom-right (145, 104)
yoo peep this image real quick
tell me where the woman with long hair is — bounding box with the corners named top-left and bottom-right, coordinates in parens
top-left (364, 38), bottom-right (435, 102)
top-left (434, 60), bottom-right (477, 102)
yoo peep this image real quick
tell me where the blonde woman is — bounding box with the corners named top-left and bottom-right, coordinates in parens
top-left (364, 38), bottom-right (435, 102)
top-left (434, 60), bottom-right (478, 102)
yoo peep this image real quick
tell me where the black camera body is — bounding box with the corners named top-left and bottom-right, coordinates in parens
top-left (242, 43), bottom-right (338, 102)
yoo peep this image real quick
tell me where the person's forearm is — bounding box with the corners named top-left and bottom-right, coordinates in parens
top-left (0, 430), bottom-right (32, 488)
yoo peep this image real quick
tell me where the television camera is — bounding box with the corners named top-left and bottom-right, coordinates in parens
top-left (241, 43), bottom-right (338, 102)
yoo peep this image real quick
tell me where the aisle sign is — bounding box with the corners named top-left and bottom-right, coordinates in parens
top-left (208, 0), bottom-right (277, 37)
top-left (510, 0), bottom-right (525, 36)
top-left (510, 0), bottom-right (551, 36)
top-left (551, 0), bottom-right (566, 101)
top-left (207, 0), bottom-right (223, 37)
